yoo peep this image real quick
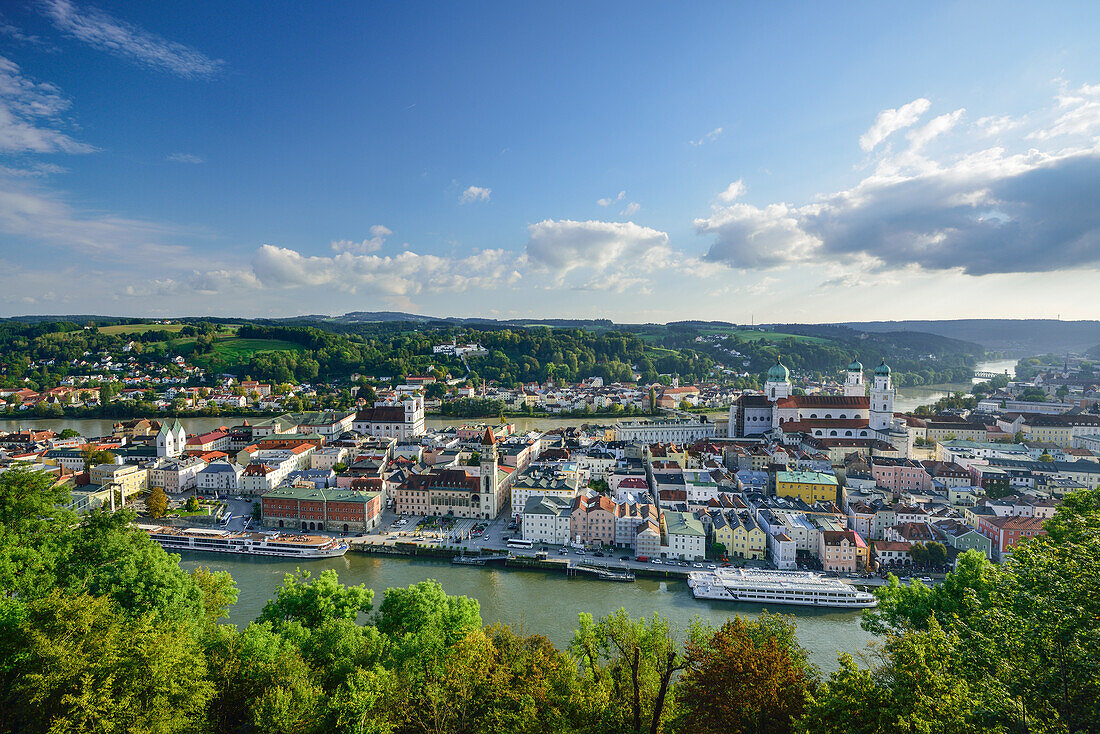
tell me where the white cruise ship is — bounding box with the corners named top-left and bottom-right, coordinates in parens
top-left (138, 524), bottom-right (349, 559)
top-left (687, 568), bottom-right (877, 609)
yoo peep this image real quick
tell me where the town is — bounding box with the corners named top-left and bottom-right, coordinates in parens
top-left (5, 342), bottom-right (1097, 581)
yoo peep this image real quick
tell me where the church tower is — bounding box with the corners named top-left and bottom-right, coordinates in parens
top-left (479, 426), bottom-right (498, 519)
top-left (156, 419), bottom-right (185, 458)
top-left (844, 357), bottom-right (865, 397)
top-left (764, 356), bottom-right (791, 402)
top-left (869, 358), bottom-right (894, 431)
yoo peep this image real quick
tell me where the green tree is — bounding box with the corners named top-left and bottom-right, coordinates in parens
top-left (1, 592), bottom-right (213, 734)
top-left (799, 621), bottom-right (996, 734)
top-left (259, 569), bottom-right (374, 630)
top-left (190, 566), bottom-right (239, 624)
top-left (0, 466), bottom-right (71, 534)
top-left (80, 446), bottom-right (115, 472)
top-left (571, 609), bottom-right (684, 734)
top-left (925, 541), bottom-right (948, 568)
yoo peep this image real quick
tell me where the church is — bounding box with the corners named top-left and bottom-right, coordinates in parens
top-left (729, 356), bottom-right (910, 453)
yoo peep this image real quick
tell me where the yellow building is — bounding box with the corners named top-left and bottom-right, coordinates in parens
top-left (711, 513), bottom-right (734, 556)
top-left (729, 513), bottom-right (767, 560)
top-left (1024, 423), bottom-right (1073, 448)
top-left (775, 471), bottom-right (838, 504)
top-left (89, 462), bottom-right (148, 497)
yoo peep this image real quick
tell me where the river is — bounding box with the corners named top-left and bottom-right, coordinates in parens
top-left (892, 357), bottom-right (1016, 412)
top-left (174, 551), bottom-right (873, 671)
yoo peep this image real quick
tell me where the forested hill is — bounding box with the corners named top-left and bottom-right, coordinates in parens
top-left (0, 316), bottom-right (982, 389)
top-left (842, 319), bottom-right (1100, 354)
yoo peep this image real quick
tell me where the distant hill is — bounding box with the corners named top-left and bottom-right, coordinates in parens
top-left (840, 319), bottom-right (1100, 355)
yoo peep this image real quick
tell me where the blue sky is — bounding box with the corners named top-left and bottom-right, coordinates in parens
top-left (3, 1), bottom-right (1100, 321)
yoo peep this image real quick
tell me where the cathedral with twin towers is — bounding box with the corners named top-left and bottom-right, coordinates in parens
top-left (729, 356), bottom-right (911, 455)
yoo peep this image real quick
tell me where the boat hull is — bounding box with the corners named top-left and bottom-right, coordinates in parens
top-left (153, 539), bottom-right (349, 559)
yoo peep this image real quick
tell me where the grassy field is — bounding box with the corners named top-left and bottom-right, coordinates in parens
top-left (699, 327), bottom-right (834, 345)
top-left (207, 338), bottom-right (306, 362)
top-left (98, 323), bottom-right (188, 336)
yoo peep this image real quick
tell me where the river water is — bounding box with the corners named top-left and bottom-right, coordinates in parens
top-left (174, 551), bottom-right (874, 671)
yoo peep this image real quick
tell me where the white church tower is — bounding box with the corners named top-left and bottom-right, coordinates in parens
top-left (844, 357), bottom-right (865, 397)
top-left (156, 419), bottom-right (186, 458)
top-left (869, 358), bottom-right (894, 431)
top-left (764, 356), bottom-right (791, 402)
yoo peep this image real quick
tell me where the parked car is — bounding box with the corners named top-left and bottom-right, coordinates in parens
top-left (635, 556), bottom-right (649, 563)
top-left (652, 559), bottom-right (662, 565)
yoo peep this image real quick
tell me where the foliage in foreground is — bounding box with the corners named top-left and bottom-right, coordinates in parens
top-left (0, 466), bottom-right (1098, 733)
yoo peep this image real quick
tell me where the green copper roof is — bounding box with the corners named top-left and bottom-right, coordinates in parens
top-left (766, 356), bottom-right (790, 382)
top-left (874, 358), bottom-right (891, 377)
top-left (847, 357), bottom-right (863, 371)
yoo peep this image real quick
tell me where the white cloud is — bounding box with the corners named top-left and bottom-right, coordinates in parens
top-left (331, 224), bottom-right (392, 254)
top-left (597, 190), bottom-right (625, 207)
top-left (38, 0), bottom-right (224, 79)
top-left (695, 201), bottom-right (820, 269)
top-left (690, 127), bottom-right (723, 146)
top-left (620, 201), bottom-right (640, 216)
top-left (525, 219), bottom-right (672, 283)
top-left (718, 179), bottom-right (746, 202)
top-left (699, 84), bottom-right (1100, 276)
top-left (976, 114), bottom-right (1023, 136)
top-left (166, 152), bottom-right (203, 164)
top-left (0, 55), bottom-right (94, 154)
top-left (906, 108), bottom-right (965, 151)
top-left (460, 185), bottom-right (491, 203)
top-left (859, 98), bottom-right (931, 151)
top-left (250, 244), bottom-right (518, 298)
top-left (1027, 83), bottom-right (1100, 141)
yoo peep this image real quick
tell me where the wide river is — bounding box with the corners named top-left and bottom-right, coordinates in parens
top-left (0, 358), bottom-right (1014, 667)
top-left (174, 551), bottom-right (875, 670)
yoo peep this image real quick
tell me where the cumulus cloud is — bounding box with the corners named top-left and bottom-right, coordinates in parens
top-left (331, 224), bottom-right (392, 254)
top-left (620, 201), bottom-right (640, 216)
top-left (460, 185), bottom-right (491, 203)
top-left (690, 127), bottom-right (723, 146)
top-left (698, 85), bottom-right (1100, 276)
top-left (525, 219), bottom-right (672, 284)
top-left (37, 0), bottom-right (224, 79)
top-left (718, 179), bottom-right (746, 202)
top-left (166, 152), bottom-right (203, 163)
top-left (696, 201), bottom-right (820, 269)
top-left (859, 98), bottom-right (930, 151)
top-left (0, 55), bottom-right (94, 153)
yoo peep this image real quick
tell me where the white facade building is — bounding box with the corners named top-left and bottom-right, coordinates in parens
top-left (196, 460), bottom-right (245, 494)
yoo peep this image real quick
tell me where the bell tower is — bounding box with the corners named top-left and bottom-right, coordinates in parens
top-left (844, 357), bottom-right (865, 397)
top-left (479, 426), bottom-right (498, 519)
top-left (870, 358), bottom-right (894, 431)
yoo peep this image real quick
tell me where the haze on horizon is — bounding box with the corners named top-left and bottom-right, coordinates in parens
top-left (2, 1), bottom-right (1100, 322)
